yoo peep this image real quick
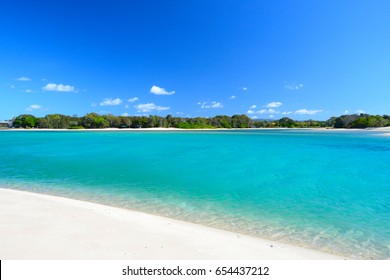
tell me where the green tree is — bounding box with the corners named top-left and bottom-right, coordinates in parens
top-left (36, 118), bottom-right (49, 128)
top-left (81, 113), bottom-right (109, 128)
top-left (351, 115), bottom-right (387, 128)
top-left (210, 115), bottom-right (232, 128)
top-left (334, 115), bottom-right (359, 128)
top-left (118, 116), bottom-right (132, 128)
top-left (231, 114), bottom-right (252, 128)
top-left (325, 117), bottom-right (337, 127)
top-left (13, 114), bottom-right (38, 128)
top-left (103, 114), bottom-right (120, 128)
top-left (277, 117), bottom-right (296, 128)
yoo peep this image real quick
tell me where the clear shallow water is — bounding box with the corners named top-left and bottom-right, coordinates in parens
top-left (0, 129), bottom-right (389, 259)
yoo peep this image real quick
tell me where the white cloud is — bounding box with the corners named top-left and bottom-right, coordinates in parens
top-left (128, 97), bottom-right (139, 103)
top-left (91, 102), bottom-right (97, 107)
top-left (209, 102), bottom-right (223, 108)
top-left (284, 82), bottom-right (304, 90)
top-left (125, 105), bottom-right (129, 109)
top-left (251, 116), bottom-right (259, 119)
top-left (26, 104), bottom-right (42, 111)
top-left (239, 86), bottom-right (248, 91)
top-left (100, 98), bottom-right (123, 106)
top-left (150, 85), bottom-right (175, 95)
top-left (135, 103), bottom-right (170, 113)
top-left (43, 83), bottom-right (75, 92)
top-left (16, 77), bottom-right (31, 81)
top-left (248, 108), bottom-right (280, 115)
top-left (246, 101), bottom-right (282, 116)
top-left (121, 113), bottom-right (130, 117)
top-left (266, 101), bottom-right (283, 108)
top-left (229, 95), bottom-right (236, 99)
top-left (199, 101), bottom-right (223, 109)
top-left (247, 104), bottom-right (323, 116)
top-left (295, 109), bottom-right (323, 115)
top-left (344, 110), bottom-right (349, 114)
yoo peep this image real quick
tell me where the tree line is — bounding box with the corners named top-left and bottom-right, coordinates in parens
top-left (9, 113), bottom-right (390, 129)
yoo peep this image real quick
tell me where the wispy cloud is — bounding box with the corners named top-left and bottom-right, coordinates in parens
top-left (265, 101), bottom-right (283, 108)
top-left (284, 82), bottom-right (304, 90)
top-left (295, 109), bottom-right (323, 115)
top-left (247, 108), bottom-right (279, 115)
top-left (121, 113), bottom-right (130, 117)
top-left (43, 83), bottom-right (75, 92)
top-left (15, 77), bottom-right (31, 81)
top-left (100, 98), bottom-right (123, 106)
top-left (198, 101), bottom-right (223, 109)
top-left (229, 95), bottom-right (236, 100)
top-left (26, 104), bottom-right (42, 111)
top-left (247, 102), bottom-right (282, 115)
top-left (247, 101), bottom-right (323, 116)
top-left (239, 86), bottom-right (248, 91)
top-left (150, 85), bottom-right (175, 95)
top-left (128, 97), bottom-right (139, 103)
top-left (135, 103), bottom-right (170, 113)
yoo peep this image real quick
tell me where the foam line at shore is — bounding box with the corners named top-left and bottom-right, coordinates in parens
top-left (0, 188), bottom-right (344, 260)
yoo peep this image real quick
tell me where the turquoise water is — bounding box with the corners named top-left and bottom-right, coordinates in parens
top-left (0, 129), bottom-right (389, 259)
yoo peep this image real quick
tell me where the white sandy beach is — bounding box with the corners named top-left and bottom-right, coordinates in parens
top-left (0, 188), bottom-right (344, 260)
top-left (3, 126), bottom-right (390, 132)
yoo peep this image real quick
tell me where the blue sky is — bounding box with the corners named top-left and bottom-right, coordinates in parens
top-left (1, 0), bottom-right (389, 120)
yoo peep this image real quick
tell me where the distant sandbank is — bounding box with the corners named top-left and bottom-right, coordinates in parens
top-left (0, 188), bottom-right (344, 260)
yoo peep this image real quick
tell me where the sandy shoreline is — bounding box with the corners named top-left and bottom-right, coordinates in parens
top-left (0, 188), bottom-right (344, 260)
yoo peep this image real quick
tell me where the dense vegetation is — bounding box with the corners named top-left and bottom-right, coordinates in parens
top-left (332, 114), bottom-right (390, 128)
top-left (8, 113), bottom-right (390, 129)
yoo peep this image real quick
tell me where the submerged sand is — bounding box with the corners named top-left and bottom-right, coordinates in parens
top-left (0, 188), bottom-right (344, 260)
